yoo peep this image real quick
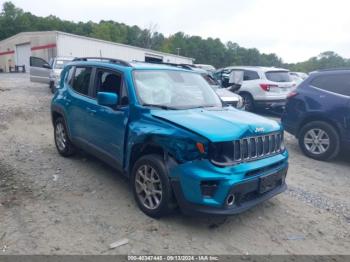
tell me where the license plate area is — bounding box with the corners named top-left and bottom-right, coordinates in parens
top-left (259, 170), bottom-right (283, 194)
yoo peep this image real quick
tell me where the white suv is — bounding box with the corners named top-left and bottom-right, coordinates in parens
top-left (216, 66), bottom-right (296, 112)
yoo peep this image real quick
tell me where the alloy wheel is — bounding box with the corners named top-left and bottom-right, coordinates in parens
top-left (55, 122), bottom-right (67, 152)
top-left (303, 128), bottom-right (330, 155)
top-left (135, 164), bottom-right (163, 210)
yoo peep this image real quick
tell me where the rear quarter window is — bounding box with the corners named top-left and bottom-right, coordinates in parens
top-left (310, 73), bottom-right (350, 96)
top-left (243, 70), bottom-right (259, 81)
top-left (265, 71), bottom-right (291, 82)
top-left (71, 67), bottom-right (92, 96)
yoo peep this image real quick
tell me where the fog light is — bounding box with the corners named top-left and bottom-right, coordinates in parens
top-left (226, 194), bottom-right (235, 206)
top-left (200, 181), bottom-right (218, 198)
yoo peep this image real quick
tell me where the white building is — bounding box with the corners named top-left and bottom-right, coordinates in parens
top-left (0, 31), bottom-right (194, 72)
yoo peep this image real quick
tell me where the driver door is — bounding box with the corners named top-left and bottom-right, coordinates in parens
top-left (30, 56), bottom-right (52, 84)
top-left (84, 68), bottom-right (130, 168)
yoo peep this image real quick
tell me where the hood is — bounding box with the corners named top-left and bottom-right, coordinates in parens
top-left (151, 107), bottom-right (281, 142)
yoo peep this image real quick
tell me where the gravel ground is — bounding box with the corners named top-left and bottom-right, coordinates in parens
top-left (0, 73), bottom-right (349, 255)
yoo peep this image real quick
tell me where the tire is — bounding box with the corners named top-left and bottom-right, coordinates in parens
top-left (131, 154), bottom-right (176, 218)
top-left (298, 121), bottom-right (340, 161)
top-left (240, 93), bottom-right (255, 112)
top-left (50, 81), bottom-right (55, 94)
top-left (54, 117), bottom-right (75, 157)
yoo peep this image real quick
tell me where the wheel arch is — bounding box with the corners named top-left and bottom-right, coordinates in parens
top-left (296, 115), bottom-right (341, 138)
top-left (238, 90), bottom-right (253, 97)
top-left (128, 143), bottom-right (171, 176)
top-left (51, 106), bottom-right (72, 139)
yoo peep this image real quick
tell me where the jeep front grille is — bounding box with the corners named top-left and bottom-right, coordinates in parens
top-left (209, 132), bottom-right (284, 166)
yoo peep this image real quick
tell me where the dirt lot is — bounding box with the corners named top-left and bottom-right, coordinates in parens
top-left (0, 73), bottom-right (349, 255)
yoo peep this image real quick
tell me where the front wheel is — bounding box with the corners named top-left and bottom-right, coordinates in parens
top-left (131, 154), bottom-right (176, 218)
top-left (298, 121), bottom-right (340, 161)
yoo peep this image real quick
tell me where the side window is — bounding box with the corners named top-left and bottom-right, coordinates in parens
top-left (95, 69), bottom-right (128, 105)
top-left (244, 70), bottom-right (259, 81)
top-left (311, 73), bottom-right (350, 96)
top-left (72, 67), bottom-right (92, 96)
top-left (30, 56), bottom-right (50, 68)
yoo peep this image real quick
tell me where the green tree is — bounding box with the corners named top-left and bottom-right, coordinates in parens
top-left (1, 1), bottom-right (349, 71)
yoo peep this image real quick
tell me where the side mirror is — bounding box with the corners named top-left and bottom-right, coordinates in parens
top-left (228, 70), bottom-right (244, 86)
top-left (42, 63), bottom-right (52, 69)
top-left (97, 92), bottom-right (118, 107)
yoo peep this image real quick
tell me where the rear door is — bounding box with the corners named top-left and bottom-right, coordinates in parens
top-left (29, 56), bottom-right (52, 84)
top-left (65, 66), bottom-right (94, 142)
top-left (235, 69), bottom-right (261, 94)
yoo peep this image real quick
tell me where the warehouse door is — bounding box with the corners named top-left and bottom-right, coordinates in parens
top-left (16, 43), bottom-right (31, 72)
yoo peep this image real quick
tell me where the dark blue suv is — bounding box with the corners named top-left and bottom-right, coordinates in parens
top-left (282, 69), bottom-right (350, 161)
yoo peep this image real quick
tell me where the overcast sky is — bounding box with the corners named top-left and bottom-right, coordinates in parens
top-left (3, 0), bottom-right (350, 63)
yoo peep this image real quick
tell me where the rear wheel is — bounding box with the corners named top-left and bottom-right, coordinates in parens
top-left (54, 117), bottom-right (75, 157)
top-left (298, 121), bottom-right (340, 161)
top-left (240, 93), bottom-right (255, 112)
top-left (131, 154), bottom-right (176, 218)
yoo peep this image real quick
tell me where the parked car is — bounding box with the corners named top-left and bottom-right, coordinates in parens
top-left (184, 66), bottom-right (244, 109)
top-left (289, 71), bottom-right (308, 80)
top-left (214, 66), bottom-right (296, 112)
top-left (282, 69), bottom-right (350, 161)
top-left (288, 72), bottom-right (304, 86)
top-left (51, 57), bottom-right (289, 218)
top-left (30, 56), bottom-right (74, 93)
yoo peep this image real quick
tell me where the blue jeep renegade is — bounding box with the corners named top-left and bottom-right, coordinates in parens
top-left (51, 57), bottom-right (288, 218)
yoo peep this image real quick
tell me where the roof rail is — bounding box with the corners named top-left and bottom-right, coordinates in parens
top-left (313, 67), bottom-right (350, 72)
top-left (73, 57), bottom-right (132, 67)
top-left (132, 60), bottom-right (196, 70)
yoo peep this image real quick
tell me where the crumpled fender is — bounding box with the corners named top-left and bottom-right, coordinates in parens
top-left (125, 114), bottom-right (208, 171)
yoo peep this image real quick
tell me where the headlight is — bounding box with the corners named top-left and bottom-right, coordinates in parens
top-left (236, 96), bottom-right (244, 109)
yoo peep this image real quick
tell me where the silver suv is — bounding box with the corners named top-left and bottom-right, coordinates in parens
top-left (215, 66), bottom-right (296, 112)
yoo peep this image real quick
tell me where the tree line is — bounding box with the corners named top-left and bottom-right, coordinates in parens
top-left (1, 1), bottom-right (349, 72)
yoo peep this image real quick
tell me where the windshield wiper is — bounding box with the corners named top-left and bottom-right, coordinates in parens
top-left (187, 105), bottom-right (219, 109)
top-left (142, 104), bottom-right (178, 110)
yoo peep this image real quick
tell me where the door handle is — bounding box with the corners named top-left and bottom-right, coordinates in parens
top-left (86, 107), bottom-right (97, 114)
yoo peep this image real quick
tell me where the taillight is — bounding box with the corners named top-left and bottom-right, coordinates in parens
top-left (259, 83), bottom-right (278, 91)
top-left (287, 91), bottom-right (298, 98)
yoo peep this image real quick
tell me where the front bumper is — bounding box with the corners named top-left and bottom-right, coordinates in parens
top-left (169, 152), bottom-right (288, 216)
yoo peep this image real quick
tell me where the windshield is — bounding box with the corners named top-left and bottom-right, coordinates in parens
top-left (134, 70), bottom-right (222, 109)
top-left (54, 60), bottom-right (72, 69)
top-left (265, 71), bottom-right (291, 82)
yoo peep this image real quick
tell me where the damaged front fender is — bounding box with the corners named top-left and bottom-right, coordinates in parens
top-left (125, 115), bottom-right (208, 172)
